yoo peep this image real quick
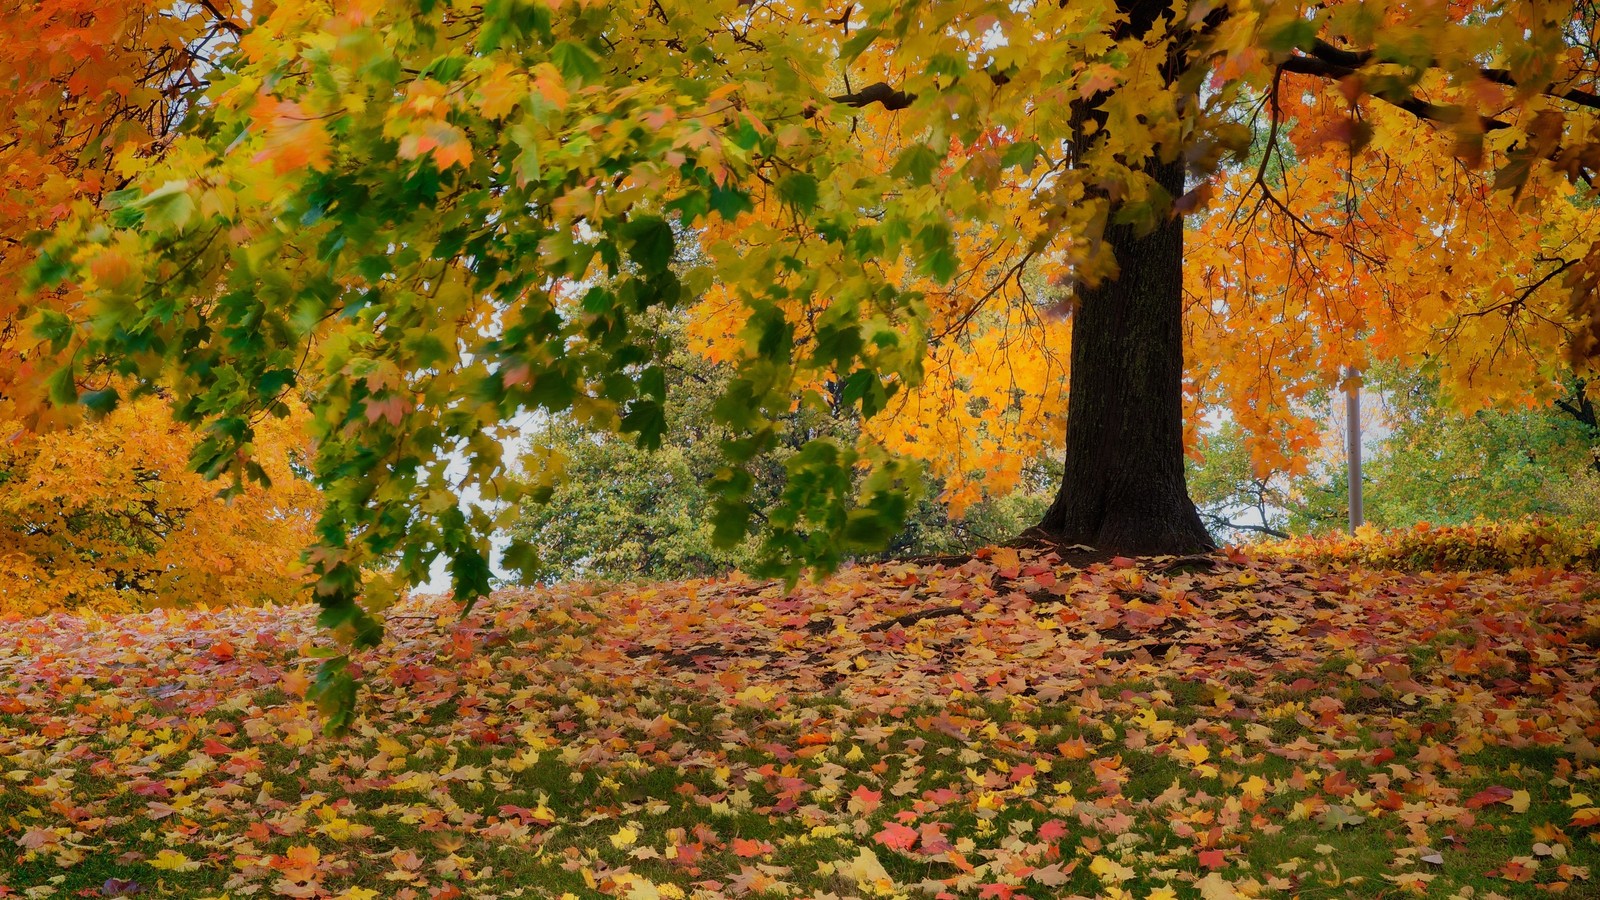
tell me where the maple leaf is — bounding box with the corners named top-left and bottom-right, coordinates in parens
top-left (1467, 786), bottom-right (1515, 809)
top-left (873, 822), bottom-right (918, 852)
top-left (147, 849), bottom-right (199, 872)
top-left (1195, 873), bottom-right (1245, 899)
top-left (837, 847), bottom-right (893, 890)
top-left (250, 98), bottom-right (332, 174)
top-left (730, 838), bottom-right (773, 858)
top-left (848, 785), bottom-right (883, 815)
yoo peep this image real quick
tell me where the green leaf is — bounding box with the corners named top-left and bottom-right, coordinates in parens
top-left (891, 144), bottom-right (942, 186)
top-left (777, 172), bottom-right (819, 212)
top-left (256, 368), bottom-right (297, 399)
top-left (621, 398), bottom-right (667, 449)
top-left (30, 309), bottom-right (75, 353)
top-left (46, 365), bottom-right (77, 407)
top-left (623, 216), bottom-right (675, 274)
top-left (130, 180), bottom-right (195, 233)
top-left (707, 182), bottom-right (753, 220)
top-left (638, 365), bottom-right (667, 401)
top-left (451, 545), bottom-right (494, 610)
top-left (550, 40), bottom-right (601, 83)
top-left (1000, 140), bottom-right (1041, 171)
top-left (80, 386), bottom-right (120, 416)
top-left (308, 657), bottom-right (359, 735)
top-left (711, 496), bottom-right (751, 546)
top-left (422, 53), bottom-right (468, 82)
top-left (500, 538), bottom-right (541, 584)
top-left (101, 187), bottom-right (143, 210)
top-left (1262, 17), bottom-right (1319, 53)
top-left (916, 223), bottom-right (958, 282)
top-left (840, 26), bottom-right (882, 64)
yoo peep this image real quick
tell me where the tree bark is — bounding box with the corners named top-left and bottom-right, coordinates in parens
top-left (1034, 154), bottom-right (1215, 555)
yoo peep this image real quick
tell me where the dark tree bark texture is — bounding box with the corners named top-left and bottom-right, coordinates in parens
top-left (1035, 156), bottom-right (1214, 554)
top-left (1033, 0), bottom-right (1215, 555)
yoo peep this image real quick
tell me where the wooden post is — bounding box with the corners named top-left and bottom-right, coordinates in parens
top-left (1345, 368), bottom-right (1363, 533)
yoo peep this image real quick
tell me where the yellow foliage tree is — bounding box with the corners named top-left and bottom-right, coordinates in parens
top-left (0, 396), bottom-right (320, 615)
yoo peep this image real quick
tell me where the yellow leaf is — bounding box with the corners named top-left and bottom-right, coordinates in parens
top-left (1196, 873), bottom-right (1244, 900)
top-left (1510, 790), bottom-right (1531, 813)
top-left (838, 847), bottom-right (893, 891)
top-left (149, 848), bottom-right (200, 872)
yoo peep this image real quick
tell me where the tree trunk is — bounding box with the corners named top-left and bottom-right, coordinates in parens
top-left (1034, 155), bottom-right (1215, 555)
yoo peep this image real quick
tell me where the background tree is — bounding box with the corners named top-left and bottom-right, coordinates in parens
top-left (0, 396), bottom-right (320, 614)
top-left (1358, 373), bottom-right (1600, 530)
top-left (513, 321), bottom-right (1053, 582)
top-left (1191, 366), bottom-right (1600, 542)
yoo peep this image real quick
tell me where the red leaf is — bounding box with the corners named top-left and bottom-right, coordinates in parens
top-left (874, 822), bottom-right (918, 852)
top-left (1467, 786), bottom-right (1514, 809)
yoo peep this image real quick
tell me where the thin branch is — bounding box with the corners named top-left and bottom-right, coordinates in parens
top-left (196, 0), bottom-right (245, 35)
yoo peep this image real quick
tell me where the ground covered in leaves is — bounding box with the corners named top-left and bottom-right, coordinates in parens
top-left (2, 548), bottom-right (1598, 899)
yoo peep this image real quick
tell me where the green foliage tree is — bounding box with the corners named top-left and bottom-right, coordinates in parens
top-left (1359, 373), bottom-right (1600, 529)
top-left (1190, 367), bottom-right (1600, 542)
top-left (513, 324), bottom-right (1052, 582)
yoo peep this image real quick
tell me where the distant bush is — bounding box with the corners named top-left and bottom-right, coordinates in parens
top-left (1259, 519), bottom-right (1600, 571)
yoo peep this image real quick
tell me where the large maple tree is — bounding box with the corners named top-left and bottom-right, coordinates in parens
top-left (23, 0), bottom-right (1600, 716)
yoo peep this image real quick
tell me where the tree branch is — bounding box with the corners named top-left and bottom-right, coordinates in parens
top-left (196, 0), bottom-right (245, 35)
top-left (1277, 55), bottom-right (1506, 130)
top-left (1294, 37), bottom-right (1600, 117)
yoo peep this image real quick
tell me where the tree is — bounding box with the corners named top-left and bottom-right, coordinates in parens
top-left (1189, 367), bottom-right (1600, 541)
top-left (0, 395), bottom-right (321, 614)
top-left (0, 0), bottom-right (321, 614)
top-left (28, 0), bottom-right (1600, 723)
top-left (513, 320), bottom-right (1052, 582)
top-left (1, 0), bottom-right (241, 426)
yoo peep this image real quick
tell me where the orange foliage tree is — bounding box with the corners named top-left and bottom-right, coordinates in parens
top-left (1, 0), bottom-right (244, 423)
top-left (0, 397), bottom-right (321, 615)
top-left (0, 0), bottom-right (319, 612)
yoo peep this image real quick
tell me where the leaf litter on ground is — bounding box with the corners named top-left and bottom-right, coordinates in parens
top-left (0, 547), bottom-right (1596, 898)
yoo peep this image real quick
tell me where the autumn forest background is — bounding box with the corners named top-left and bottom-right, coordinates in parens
top-left (1, 0), bottom-right (1599, 898)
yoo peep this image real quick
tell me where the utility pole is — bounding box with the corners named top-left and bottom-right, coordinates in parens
top-left (1345, 367), bottom-right (1363, 532)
